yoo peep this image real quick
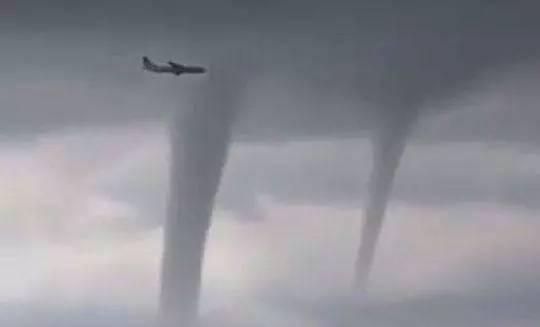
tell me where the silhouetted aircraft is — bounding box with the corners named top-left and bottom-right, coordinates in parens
top-left (142, 56), bottom-right (206, 75)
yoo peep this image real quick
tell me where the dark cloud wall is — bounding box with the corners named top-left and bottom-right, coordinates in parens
top-left (3, 0), bottom-right (540, 141)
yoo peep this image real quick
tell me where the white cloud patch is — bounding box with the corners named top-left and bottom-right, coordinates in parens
top-left (1, 125), bottom-right (540, 326)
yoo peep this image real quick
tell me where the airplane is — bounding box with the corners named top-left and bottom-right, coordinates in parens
top-left (142, 56), bottom-right (206, 75)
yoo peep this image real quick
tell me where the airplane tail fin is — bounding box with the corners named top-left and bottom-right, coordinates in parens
top-left (142, 56), bottom-right (156, 70)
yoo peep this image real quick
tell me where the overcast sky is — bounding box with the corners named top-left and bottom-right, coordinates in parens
top-left (2, 1), bottom-right (540, 326)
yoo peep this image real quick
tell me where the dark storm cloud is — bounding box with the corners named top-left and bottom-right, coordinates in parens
top-left (3, 0), bottom-right (540, 141)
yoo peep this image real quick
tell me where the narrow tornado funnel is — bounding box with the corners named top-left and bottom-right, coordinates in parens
top-left (354, 108), bottom-right (418, 291)
top-left (160, 70), bottom-right (238, 327)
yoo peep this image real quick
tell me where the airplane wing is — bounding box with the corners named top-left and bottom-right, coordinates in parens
top-left (167, 61), bottom-right (183, 69)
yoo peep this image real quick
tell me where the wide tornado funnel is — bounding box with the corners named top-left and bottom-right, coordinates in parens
top-left (159, 70), bottom-right (239, 326)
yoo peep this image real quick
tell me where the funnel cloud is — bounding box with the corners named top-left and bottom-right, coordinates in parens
top-left (160, 69), bottom-right (246, 325)
top-left (355, 108), bottom-right (418, 288)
